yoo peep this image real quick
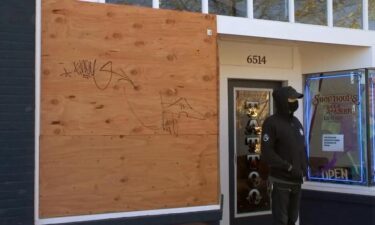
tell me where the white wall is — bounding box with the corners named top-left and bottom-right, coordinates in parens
top-left (300, 44), bottom-right (373, 74)
top-left (218, 39), bottom-right (303, 225)
top-left (218, 37), bottom-right (375, 225)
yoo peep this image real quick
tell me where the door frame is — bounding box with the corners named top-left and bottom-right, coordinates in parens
top-left (226, 79), bottom-right (282, 225)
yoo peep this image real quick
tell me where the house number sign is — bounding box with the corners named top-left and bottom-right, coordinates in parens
top-left (219, 42), bottom-right (293, 69)
top-left (247, 55), bottom-right (267, 65)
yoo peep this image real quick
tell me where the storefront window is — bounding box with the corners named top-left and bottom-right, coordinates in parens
top-left (254, 0), bottom-right (288, 22)
top-left (160, 0), bottom-right (201, 12)
top-left (295, 0), bottom-right (327, 25)
top-left (304, 71), bottom-right (368, 185)
top-left (333, 0), bottom-right (362, 29)
top-left (368, 70), bottom-right (375, 184)
top-left (106, 0), bottom-right (152, 7)
top-left (209, 0), bottom-right (247, 17)
top-left (370, 0), bottom-right (375, 30)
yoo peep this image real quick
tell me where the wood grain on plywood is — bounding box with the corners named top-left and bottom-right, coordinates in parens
top-left (41, 0), bottom-right (218, 218)
top-left (40, 135), bottom-right (218, 217)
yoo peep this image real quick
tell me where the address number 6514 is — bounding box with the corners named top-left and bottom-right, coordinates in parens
top-left (247, 55), bottom-right (266, 64)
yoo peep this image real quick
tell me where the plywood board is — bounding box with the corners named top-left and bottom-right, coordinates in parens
top-left (40, 135), bottom-right (218, 217)
top-left (40, 0), bottom-right (218, 218)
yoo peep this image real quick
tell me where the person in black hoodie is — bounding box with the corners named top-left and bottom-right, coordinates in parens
top-left (261, 86), bottom-right (307, 225)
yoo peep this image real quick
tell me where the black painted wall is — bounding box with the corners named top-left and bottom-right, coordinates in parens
top-left (301, 190), bottom-right (375, 225)
top-left (0, 0), bottom-right (35, 225)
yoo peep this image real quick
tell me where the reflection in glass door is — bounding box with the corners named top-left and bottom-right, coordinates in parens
top-left (228, 79), bottom-right (281, 225)
top-left (234, 88), bottom-right (272, 216)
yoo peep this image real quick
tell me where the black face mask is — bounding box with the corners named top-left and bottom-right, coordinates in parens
top-left (288, 101), bottom-right (298, 113)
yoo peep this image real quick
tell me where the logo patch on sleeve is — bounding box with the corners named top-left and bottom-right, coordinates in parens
top-left (263, 134), bottom-right (269, 142)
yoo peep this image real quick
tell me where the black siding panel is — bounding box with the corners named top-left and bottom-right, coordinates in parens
top-left (0, 0), bottom-right (35, 224)
top-left (300, 190), bottom-right (375, 225)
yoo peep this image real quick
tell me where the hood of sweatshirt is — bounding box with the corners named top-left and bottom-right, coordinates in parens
top-left (272, 86), bottom-right (303, 118)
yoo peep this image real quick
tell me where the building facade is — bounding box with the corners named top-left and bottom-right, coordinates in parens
top-left (1, 0), bottom-right (375, 225)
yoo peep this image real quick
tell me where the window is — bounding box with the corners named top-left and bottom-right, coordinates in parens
top-left (106, 0), bottom-right (152, 7)
top-left (254, 0), bottom-right (289, 22)
top-left (209, 0), bottom-right (247, 17)
top-left (295, 0), bottom-right (327, 25)
top-left (160, 0), bottom-right (201, 12)
top-left (370, 0), bottom-right (375, 30)
top-left (304, 70), bottom-right (371, 186)
top-left (333, 0), bottom-right (362, 29)
top-left (102, 0), bottom-right (375, 31)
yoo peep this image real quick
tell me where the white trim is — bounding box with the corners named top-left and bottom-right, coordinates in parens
top-left (327, 0), bottom-right (333, 27)
top-left (153, 0), bottom-right (159, 9)
top-left (219, 77), bottom-right (230, 225)
top-left (303, 181), bottom-right (375, 196)
top-left (202, 0), bottom-right (208, 14)
top-left (247, 0), bottom-right (253, 19)
top-left (36, 205), bottom-right (220, 225)
top-left (288, 0), bottom-right (295, 23)
top-left (35, 0), bottom-right (41, 223)
top-left (217, 15), bottom-right (375, 46)
top-left (363, 0), bottom-right (369, 30)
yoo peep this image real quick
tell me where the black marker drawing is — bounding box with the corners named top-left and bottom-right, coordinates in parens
top-left (73, 59), bottom-right (96, 79)
top-left (160, 93), bottom-right (206, 136)
top-left (61, 59), bottom-right (136, 89)
top-left (60, 59), bottom-right (207, 135)
top-left (96, 61), bottom-right (136, 90)
top-left (60, 67), bottom-right (73, 77)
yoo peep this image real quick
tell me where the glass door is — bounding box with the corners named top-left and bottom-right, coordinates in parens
top-left (228, 79), bottom-right (281, 225)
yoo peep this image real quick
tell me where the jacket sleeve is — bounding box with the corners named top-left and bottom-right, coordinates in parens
top-left (260, 119), bottom-right (290, 171)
